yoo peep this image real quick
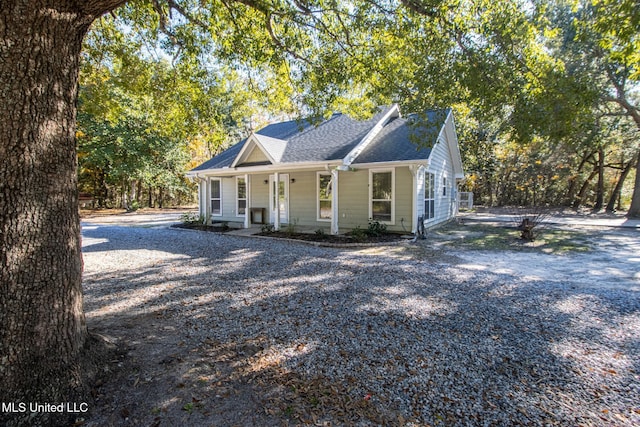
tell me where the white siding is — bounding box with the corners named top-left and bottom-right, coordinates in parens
top-left (245, 146), bottom-right (270, 164)
top-left (424, 118), bottom-right (458, 228)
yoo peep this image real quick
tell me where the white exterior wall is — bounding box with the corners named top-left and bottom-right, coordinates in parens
top-left (424, 118), bottom-right (459, 228)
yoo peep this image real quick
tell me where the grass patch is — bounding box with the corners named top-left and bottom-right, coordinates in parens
top-left (433, 223), bottom-right (592, 254)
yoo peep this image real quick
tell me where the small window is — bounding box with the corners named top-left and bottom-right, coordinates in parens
top-left (211, 179), bottom-right (222, 216)
top-left (236, 177), bottom-right (246, 216)
top-left (370, 170), bottom-right (394, 223)
top-left (425, 172), bottom-right (435, 220)
top-left (442, 176), bottom-right (447, 196)
top-left (318, 173), bottom-right (332, 220)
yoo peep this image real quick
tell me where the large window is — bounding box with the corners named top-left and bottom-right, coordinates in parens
top-left (317, 173), bottom-right (332, 220)
top-left (425, 172), bottom-right (435, 220)
top-left (370, 170), bottom-right (394, 222)
top-left (210, 179), bottom-right (222, 216)
top-left (236, 177), bottom-right (246, 216)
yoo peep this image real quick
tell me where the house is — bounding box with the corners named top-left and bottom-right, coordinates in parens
top-left (186, 104), bottom-right (464, 235)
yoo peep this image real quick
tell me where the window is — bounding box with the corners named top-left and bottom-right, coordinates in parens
top-left (425, 172), bottom-right (435, 220)
top-left (370, 170), bottom-right (394, 223)
top-left (210, 179), bottom-right (222, 216)
top-left (317, 173), bottom-right (332, 220)
top-left (236, 177), bottom-right (246, 216)
top-left (442, 176), bottom-right (447, 196)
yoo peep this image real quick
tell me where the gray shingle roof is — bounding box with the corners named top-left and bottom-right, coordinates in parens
top-left (352, 109), bottom-right (450, 164)
top-left (189, 106), bottom-right (449, 172)
top-left (190, 141), bottom-right (244, 171)
top-left (278, 107), bottom-right (393, 162)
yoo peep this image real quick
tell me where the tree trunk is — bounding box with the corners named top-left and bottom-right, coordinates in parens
top-left (0, 2), bottom-right (126, 425)
top-left (629, 151), bottom-right (640, 218)
top-left (565, 149), bottom-right (596, 206)
top-left (573, 168), bottom-right (598, 209)
top-left (593, 147), bottom-right (605, 211)
top-left (606, 154), bottom-right (635, 213)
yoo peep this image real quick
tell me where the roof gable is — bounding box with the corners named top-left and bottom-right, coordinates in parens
top-left (231, 133), bottom-right (289, 167)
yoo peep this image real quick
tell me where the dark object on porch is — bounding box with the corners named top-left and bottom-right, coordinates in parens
top-left (250, 207), bottom-right (266, 224)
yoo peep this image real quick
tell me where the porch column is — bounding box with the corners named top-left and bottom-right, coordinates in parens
top-left (197, 179), bottom-right (204, 218)
top-left (205, 177), bottom-right (211, 225)
top-left (244, 174), bottom-right (251, 229)
top-left (331, 169), bottom-right (339, 235)
top-left (410, 166), bottom-right (417, 233)
top-left (274, 172), bottom-right (280, 231)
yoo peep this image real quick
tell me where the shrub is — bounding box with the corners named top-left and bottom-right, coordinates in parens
top-left (285, 218), bottom-right (298, 236)
top-left (510, 207), bottom-right (549, 241)
top-left (350, 226), bottom-right (366, 241)
top-left (181, 212), bottom-right (205, 225)
top-left (366, 220), bottom-right (387, 237)
top-left (261, 223), bottom-right (275, 233)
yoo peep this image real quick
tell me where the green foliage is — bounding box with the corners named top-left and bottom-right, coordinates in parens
top-left (285, 219), bottom-right (299, 236)
top-left (366, 221), bottom-right (387, 237)
top-left (181, 212), bottom-right (205, 225)
top-left (76, 0), bottom-right (639, 212)
top-left (350, 226), bottom-right (367, 242)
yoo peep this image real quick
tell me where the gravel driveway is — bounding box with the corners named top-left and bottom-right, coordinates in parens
top-left (81, 219), bottom-right (640, 426)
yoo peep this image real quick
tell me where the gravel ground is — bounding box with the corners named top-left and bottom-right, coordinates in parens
top-left (81, 222), bottom-right (640, 426)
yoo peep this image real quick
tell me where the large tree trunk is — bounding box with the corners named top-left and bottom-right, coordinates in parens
top-left (0, 2), bottom-right (125, 425)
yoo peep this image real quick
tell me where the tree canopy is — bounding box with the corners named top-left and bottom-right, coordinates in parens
top-left (77, 0), bottom-right (639, 213)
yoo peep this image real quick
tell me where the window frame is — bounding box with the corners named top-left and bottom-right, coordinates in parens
top-left (424, 171), bottom-right (435, 221)
top-left (317, 172), bottom-right (332, 222)
top-left (236, 176), bottom-right (247, 217)
top-left (442, 176), bottom-right (447, 197)
top-left (369, 168), bottom-right (395, 224)
top-left (210, 178), bottom-right (222, 217)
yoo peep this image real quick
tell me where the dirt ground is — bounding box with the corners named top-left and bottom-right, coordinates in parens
top-left (77, 209), bottom-right (639, 426)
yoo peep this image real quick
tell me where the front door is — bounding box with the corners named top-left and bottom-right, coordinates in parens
top-left (269, 174), bottom-right (289, 224)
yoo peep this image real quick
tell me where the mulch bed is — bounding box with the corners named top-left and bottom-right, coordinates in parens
top-left (172, 223), bottom-right (232, 233)
top-left (257, 231), bottom-right (408, 244)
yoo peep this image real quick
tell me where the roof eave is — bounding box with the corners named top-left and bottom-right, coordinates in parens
top-left (185, 160), bottom-right (344, 176)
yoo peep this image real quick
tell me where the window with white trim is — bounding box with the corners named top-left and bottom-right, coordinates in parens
top-left (425, 172), bottom-right (435, 220)
top-left (317, 172), bottom-right (332, 221)
top-left (370, 170), bottom-right (394, 223)
top-left (442, 176), bottom-right (447, 196)
top-left (236, 177), bottom-right (246, 216)
top-left (210, 179), bottom-right (222, 216)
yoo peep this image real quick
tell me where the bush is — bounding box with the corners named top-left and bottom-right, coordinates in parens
top-left (181, 212), bottom-right (204, 225)
top-left (261, 224), bottom-right (275, 233)
top-left (350, 226), bottom-right (366, 241)
top-left (366, 220), bottom-right (387, 237)
top-left (126, 200), bottom-right (140, 212)
top-left (285, 218), bottom-right (298, 236)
